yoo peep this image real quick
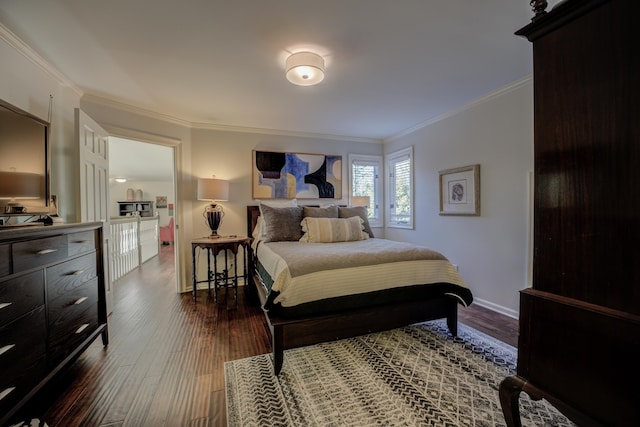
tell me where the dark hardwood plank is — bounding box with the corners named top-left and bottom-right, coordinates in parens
top-left (459, 304), bottom-right (519, 347)
top-left (10, 244), bottom-right (518, 427)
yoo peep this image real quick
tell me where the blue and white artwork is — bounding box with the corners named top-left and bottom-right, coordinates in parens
top-left (253, 150), bottom-right (342, 199)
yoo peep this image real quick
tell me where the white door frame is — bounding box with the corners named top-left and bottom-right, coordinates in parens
top-left (102, 126), bottom-right (182, 294)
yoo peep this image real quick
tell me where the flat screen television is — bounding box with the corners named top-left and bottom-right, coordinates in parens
top-left (0, 98), bottom-right (50, 215)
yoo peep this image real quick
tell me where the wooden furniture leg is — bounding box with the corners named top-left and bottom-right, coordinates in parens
top-left (499, 375), bottom-right (527, 427)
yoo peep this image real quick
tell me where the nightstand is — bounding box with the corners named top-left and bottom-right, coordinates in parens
top-left (191, 236), bottom-right (250, 305)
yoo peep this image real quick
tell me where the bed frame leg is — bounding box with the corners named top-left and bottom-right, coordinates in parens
top-left (446, 301), bottom-right (458, 336)
top-left (273, 351), bottom-right (283, 376)
top-left (272, 326), bottom-right (284, 375)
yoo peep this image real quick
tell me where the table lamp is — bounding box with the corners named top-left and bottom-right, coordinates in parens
top-left (350, 196), bottom-right (370, 208)
top-left (197, 178), bottom-right (229, 238)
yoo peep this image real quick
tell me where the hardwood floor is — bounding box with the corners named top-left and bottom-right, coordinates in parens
top-left (11, 244), bottom-right (518, 427)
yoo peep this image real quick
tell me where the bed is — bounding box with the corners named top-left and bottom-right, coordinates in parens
top-left (246, 204), bottom-right (473, 375)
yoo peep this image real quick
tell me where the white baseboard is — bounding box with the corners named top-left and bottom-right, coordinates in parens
top-left (472, 297), bottom-right (519, 320)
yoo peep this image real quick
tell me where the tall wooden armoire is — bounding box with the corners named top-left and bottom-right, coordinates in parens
top-left (499, 0), bottom-right (640, 426)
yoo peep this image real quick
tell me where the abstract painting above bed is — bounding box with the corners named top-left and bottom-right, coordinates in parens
top-left (252, 150), bottom-right (342, 199)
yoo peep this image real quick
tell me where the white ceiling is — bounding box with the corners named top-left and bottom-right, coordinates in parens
top-left (0, 0), bottom-right (540, 142)
top-left (109, 137), bottom-right (174, 183)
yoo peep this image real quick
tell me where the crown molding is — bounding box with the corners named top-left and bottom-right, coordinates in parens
top-left (0, 23), bottom-right (83, 97)
top-left (190, 120), bottom-right (382, 144)
top-left (81, 93), bottom-right (193, 128)
top-left (384, 76), bottom-right (533, 143)
top-left (83, 93), bottom-right (382, 144)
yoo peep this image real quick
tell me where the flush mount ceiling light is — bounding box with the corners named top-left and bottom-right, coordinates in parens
top-left (115, 178), bottom-right (127, 183)
top-left (285, 51), bottom-right (325, 86)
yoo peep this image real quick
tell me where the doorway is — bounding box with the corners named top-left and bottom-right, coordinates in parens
top-left (108, 137), bottom-right (177, 290)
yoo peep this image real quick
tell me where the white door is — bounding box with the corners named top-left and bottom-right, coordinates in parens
top-left (76, 109), bottom-right (113, 314)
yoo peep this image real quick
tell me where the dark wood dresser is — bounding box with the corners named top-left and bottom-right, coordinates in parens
top-left (0, 223), bottom-right (108, 425)
top-left (500, 1), bottom-right (640, 426)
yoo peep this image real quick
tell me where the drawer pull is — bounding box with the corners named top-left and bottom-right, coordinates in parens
top-left (74, 239), bottom-right (90, 243)
top-left (36, 248), bottom-right (57, 255)
top-left (75, 323), bottom-right (90, 334)
top-left (74, 297), bottom-right (88, 305)
top-left (71, 269), bottom-right (86, 275)
top-left (0, 387), bottom-right (16, 402)
top-left (0, 344), bottom-right (16, 356)
top-left (0, 302), bottom-right (12, 310)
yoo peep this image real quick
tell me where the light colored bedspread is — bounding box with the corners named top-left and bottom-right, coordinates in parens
top-left (255, 238), bottom-right (468, 308)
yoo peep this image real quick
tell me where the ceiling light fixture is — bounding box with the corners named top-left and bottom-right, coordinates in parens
top-left (115, 178), bottom-right (127, 183)
top-left (285, 51), bottom-right (325, 86)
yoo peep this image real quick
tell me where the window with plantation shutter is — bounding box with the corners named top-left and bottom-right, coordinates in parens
top-left (386, 146), bottom-right (413, 228)
top-left (348, 154), bottom-right (382, 227)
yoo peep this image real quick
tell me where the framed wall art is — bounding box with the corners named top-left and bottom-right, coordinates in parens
top-left (252, 150), bottom-right (342, 199)
top-left (156, 195), bottom-right (167, 208)
top-left (439, 164), bottom-right (480, 216)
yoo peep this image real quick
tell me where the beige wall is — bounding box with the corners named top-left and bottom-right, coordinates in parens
top-left (384, 80), bottom-right (533, 316)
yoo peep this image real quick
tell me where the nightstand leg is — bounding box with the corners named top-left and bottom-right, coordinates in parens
top-left (213, 250), bottom-right (218, 302)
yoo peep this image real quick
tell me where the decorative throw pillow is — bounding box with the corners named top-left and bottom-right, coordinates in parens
top-left (300, 216), bottom-right (368, 243)
top-left (260, 205), bottom-right (304, 242)
top-left (258, 199), bottom-right (297, 237)
top-left (303, 205), bottom-right (339, 218)
top-left (338, 206), bottom-right (374, 238)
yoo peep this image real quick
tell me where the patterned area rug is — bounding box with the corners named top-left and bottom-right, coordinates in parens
top-left (225, 321), bottom-right (575, 426)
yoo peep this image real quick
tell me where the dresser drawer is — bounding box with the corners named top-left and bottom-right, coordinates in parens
top-left (0, 359), bottom-right (46, 416)
top-left (68, 230), bottom-right (96, 257)
top-left (0, 244), bottom-right (9, 277)
top-left (0, 306), bottom-right (47, 414)
top-left (0, 306), bottom-right (47, 378)
top-left (48, 277), bottom-right (99, 364)
top-left (13, 235), bottom-right (68, 273)
top-left (46, 253), bottom-right (97, 304)
top-left (0, 270), bottom-right (45, 327)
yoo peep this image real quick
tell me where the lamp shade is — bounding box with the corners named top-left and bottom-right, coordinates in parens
top-left (350, 196), bottom-right (370, 207)
top-left (197, 178), bottom-right (229, 201)
top-left (286, 52), bottom-right (325, 86)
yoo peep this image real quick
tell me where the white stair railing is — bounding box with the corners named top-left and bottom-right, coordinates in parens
top-left (110, 217), bottom-right (140, 282)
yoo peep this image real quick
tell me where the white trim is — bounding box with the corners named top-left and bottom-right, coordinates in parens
top-left (473, 297), bottom-right (519, 320)
top-left (384, 76), bottom-right (532, 143)
top-left (82, 94), bottom-right (381, 144)
top-left (348, 153), bottom-right (383, 227)
top-left (0, 23), bottom-right (83, 97)
top-left (100, 123), bottom-right (183, 145)
top-left (385, 146), bottom-right (414, 229)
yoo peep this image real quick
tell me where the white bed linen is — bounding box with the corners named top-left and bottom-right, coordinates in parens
top-left (255, 239), bottom-right (468, 308)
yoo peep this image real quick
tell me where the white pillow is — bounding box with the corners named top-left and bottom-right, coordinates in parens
top-left (299, 216), bottom-right (368, 243)
top-left (258, 199), bottom-right (297, 237)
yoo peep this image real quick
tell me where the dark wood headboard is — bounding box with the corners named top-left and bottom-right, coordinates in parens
top-left (247, 205), bottom-right (261, 237)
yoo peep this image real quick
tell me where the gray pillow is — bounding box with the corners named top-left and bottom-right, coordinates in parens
top-left (338, 206), bottom-right (374, 238)
top-left (303, 205), bottom-right (338, 218)
top-left (261, 205), bottom-right (304, 242)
